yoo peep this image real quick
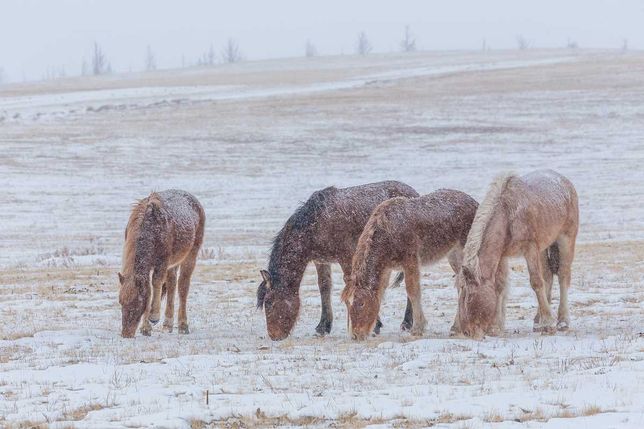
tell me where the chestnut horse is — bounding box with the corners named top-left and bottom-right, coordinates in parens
top-left (257, 181), bottom-right (419, 340)
top-left (457, 170), bottom-right (578, 338)
top-left (342, 189), bottom-right (478, 340)
top-left (118, 190), bottom-right (205, 338)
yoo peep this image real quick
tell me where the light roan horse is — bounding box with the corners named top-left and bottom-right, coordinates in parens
top-left (118, 189), bottom-right (205, 338)
top-left (342, 189), bottom-right (479, 340)
top-left (457, 170), bottom-right (579, 338)
top-left (257, 181), bottom-right (419, 340)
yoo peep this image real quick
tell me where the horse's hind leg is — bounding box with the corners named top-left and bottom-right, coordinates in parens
top-left (315, 263), bottom-right (333, 336)
top-left (177, 257), bottom-right (197, 334)
top-left (162, 267), bottom-right (178, 333)
top-left (556, 236), bottom-right (575, 331)
top-left (526, 245), bottom-right (555, 333)
top-left (534, 249), bottom-right (554, 325)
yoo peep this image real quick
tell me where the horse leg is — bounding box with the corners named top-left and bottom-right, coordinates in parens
top-left (447, 246), bottom-right (464, 335)
top-left (534, 250), bottom-right (554, 325)
top-left (404, 260), bottom-right (426, 336)
top-left (556, 236), bottom-right (575, 331)
top-left (390, 272), bottom-right (413, 333)
top-left (526, 245), bottom-right (555, 333)
top-left (162, 267), bottom-right (178, 332)
top-left (314, 263), bottom-right (333, 336)
top-left (177, 257), bottom-right (197, 334)
top-left (140, 264), bottom-right (167, 336)
top-left (448, 246), bottom-right (464, 334)
top-left (489, 258), bottom-right (509, 336)
top-left (148, 266), bottom-right (168, 325)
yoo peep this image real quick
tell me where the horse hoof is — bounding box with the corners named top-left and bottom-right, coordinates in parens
top-left (533, 323), bottom-right (556, 334)
top-left (148, 317), bottom-right (159, 325)
top-left (178, 325), bottom-right (190, 335)
top-left (401, 321), bottom-right (412, 332)
top-left (140, 328), bottom-right (152, 337)
top-left (557, 321), bottom-right (570, 331)
top-left (162, 322), bottom-right (173, 333)
top-left (315, 321), bottom-right (332, 336)
top-left (373, 319), bottom-right (384, 337)
top-left (486, 326), bottom-right (503, 337)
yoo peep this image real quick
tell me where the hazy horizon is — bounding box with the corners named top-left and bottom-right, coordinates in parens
top-left (1, 0), bottom-right (644, 83)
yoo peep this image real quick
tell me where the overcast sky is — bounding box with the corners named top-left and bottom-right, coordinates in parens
top-left (1, 0), bottom-right (643, 82)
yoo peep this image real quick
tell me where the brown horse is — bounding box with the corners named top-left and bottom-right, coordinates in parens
top-left (118, 190), bottom-right (205, 338)
top-left (257, 181), bottom-right (419, 340)
top-left (457, 170), bottom-right (579, 338)
top-left (342, 189), bottom-right (479, 340)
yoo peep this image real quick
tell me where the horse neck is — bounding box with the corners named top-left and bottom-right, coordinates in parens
top-left (476, 206), bottom-right (508, 281)
top-left (133, 227), bottom-right (157, 280)
top-left (268, 230), bottom-right (310, 292)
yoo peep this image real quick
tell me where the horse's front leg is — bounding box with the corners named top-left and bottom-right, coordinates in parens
top-left (142, 264), bottom-right (167, 336)
top-left (404, 261), bottom-right (426, 336)
top-left (314, 263), bottom-right (333, 336)
top-left (488, 258), bottom-right (509, 336)
top-left (525, 246), bottom-right (555, 333)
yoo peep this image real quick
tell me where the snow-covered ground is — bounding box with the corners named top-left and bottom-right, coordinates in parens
top-left (0, 50), bottom-right (643, 428)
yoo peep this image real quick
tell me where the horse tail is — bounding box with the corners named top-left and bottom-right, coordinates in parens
top-left (390, 271), bottom-right (404, 288)
top-left (547, 243), bottom-right (560, 274)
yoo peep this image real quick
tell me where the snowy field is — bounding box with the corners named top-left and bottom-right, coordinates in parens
top-left (0, 50), bottom-right (643, 428)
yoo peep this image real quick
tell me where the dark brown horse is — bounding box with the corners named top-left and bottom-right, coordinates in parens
top-left (257, 181), bottom-right (419, 340)
top-left (342, 190), bottom-right (478, 340)
top-left (118, 190), bottom-right (205, 338)
top-left (457, 170), bottom-right (579, 338)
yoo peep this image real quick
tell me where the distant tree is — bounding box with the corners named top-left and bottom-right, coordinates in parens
top-left (198, 44), bottom-right (216, 66)
top-left (400, 25), bottom-right (416, 52)
top-left (221, 38), bottom-right (242, 63)
top-left (356, 31), bottom-right (372, 56)
top-left (516, 35), bottom-right (531, 50)
top-left (145, 45), bottom-right (157, 71)
top-left (482, 38), bottom-right (487, 52)
top-left (0, 67), bottom-right (5, 84)
top-left (81, 58), bottom-right (89, 76)
top-left (91, 42), bottom-right (111, 75)
top-left (305, 39), bottom-right (318, 57)
top-left (622, 38), bottom-right (629, 52)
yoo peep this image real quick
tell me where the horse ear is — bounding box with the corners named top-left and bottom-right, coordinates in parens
top-left (256, 280), bottom-right (268, 309)
top-left (260, 270), bottom-right (271, 286)
top-left (118, 272), bottom-right (124, 285)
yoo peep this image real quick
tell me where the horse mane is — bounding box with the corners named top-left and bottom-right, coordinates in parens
top-left (267, 187), bottom-right (335, 282)
top-left (462, 173), bottom-right (515, 276)
top-left (342, 197), bottom-right (404, 303)
top-left (122, 192), bottom-right (163, 280)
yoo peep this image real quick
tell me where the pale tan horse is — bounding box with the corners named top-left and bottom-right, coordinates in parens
top-left (342, 189), bottom-right (478, 340)
top-left (118, 190), bottom-right (205, 338)
top-left (457, 170), bottom-right (579, 338)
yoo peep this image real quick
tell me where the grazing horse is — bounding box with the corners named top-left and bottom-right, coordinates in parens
top-left (257, 181), bottom-right (419, 341)
top-left (457, 170), bottom-right (579, 338)
top-left (342, 189), bottom-right (479, 340)
top-left (118, 190), bottom-right (205, 338)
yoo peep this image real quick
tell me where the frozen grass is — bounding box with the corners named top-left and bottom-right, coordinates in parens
top-left (0, 50), bottom-right (643, 428)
